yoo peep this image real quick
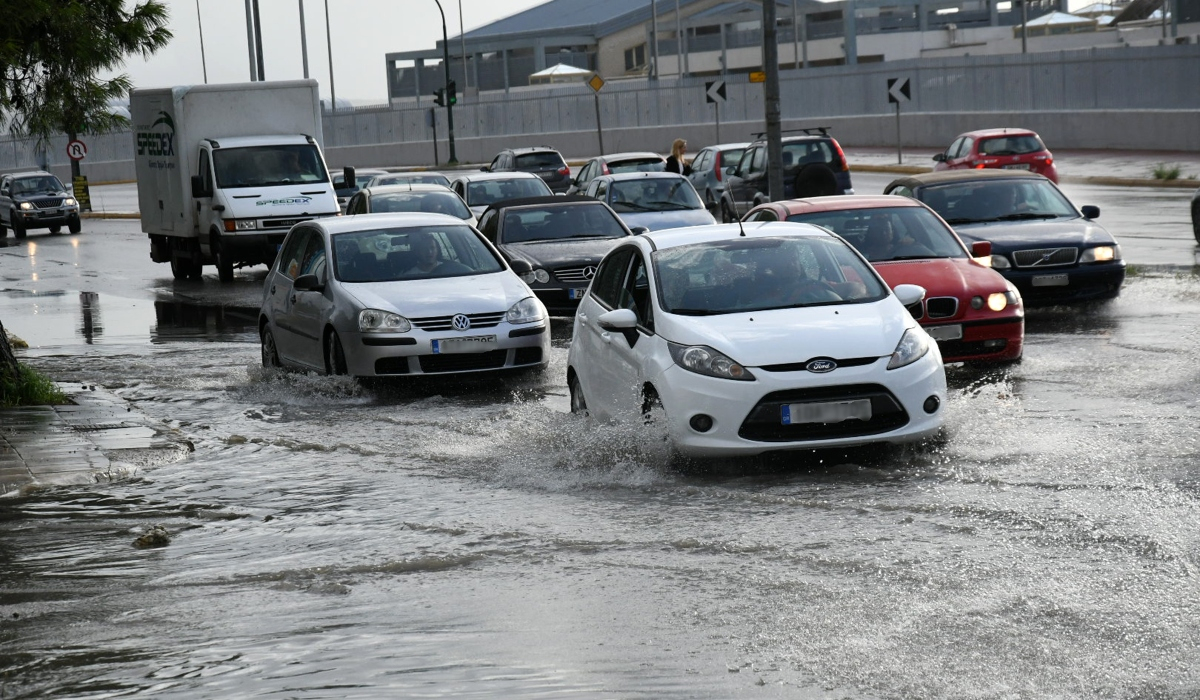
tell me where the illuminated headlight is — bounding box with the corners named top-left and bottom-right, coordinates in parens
top-left (1080, 245), bottom-right (1120, 263)
top-left (506, 296), bottom-right (544, 324)
top-left (62, 197), bottom-right (76, 207)
top-left (887, 327), bottom-right (931, 370)
top-left (19, 202), bottom-right (32, 210)
top-left (990, 254), bottom-right (1011, 270)
top-left (986, 293), bottom-right (1008, 311)
top-left (668, 343), bottom-right (755, 381)
top-left (358, 309), bottom-right (411, 332)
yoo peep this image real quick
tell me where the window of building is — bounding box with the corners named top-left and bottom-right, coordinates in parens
top-left (624, 44), bottom-right (647, 72)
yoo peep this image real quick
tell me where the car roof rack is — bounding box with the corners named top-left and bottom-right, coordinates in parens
top-left (750, 126), bottom-right (831, 138)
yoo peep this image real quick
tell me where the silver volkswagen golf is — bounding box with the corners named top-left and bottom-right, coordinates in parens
top-left (259, 213), bottom-right (550, 378)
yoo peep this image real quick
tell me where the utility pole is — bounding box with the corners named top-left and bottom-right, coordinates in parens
top-left (325, 0), bottom-right (337, 111)
top-left (433, 0), bottom-right (458, 164)
top-left (196, 0), bottom-right (208, 83)
top-left (763, 0), bottom-right (784, 201)
top-left (244, 0), bottom-right (257, 80)
top-left (252, 0), bottom-right (266, 79)
top-left (1021, 0), bottom-right (1028, 54)
top-left (299, 0), bottom-right (310, 79)
top-left (458, 0), bottom-right (469, 92)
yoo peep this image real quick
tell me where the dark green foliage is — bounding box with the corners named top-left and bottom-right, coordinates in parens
top-left (0, 364), bottom-right (68, 407)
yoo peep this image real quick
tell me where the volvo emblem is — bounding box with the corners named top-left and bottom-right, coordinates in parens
top-left (582, 266), bottom-right (597, 279)
top-left (451, 314), bottom-right (471, 331)
top-left (806, 358), bottom-right (838, 373)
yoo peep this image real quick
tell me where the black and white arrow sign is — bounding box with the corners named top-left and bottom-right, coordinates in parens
top-left (705, 80), bottom-right (727, 104)
top-left (887, 77), bottom-right (911, 104)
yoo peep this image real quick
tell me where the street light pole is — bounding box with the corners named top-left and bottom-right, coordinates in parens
top-left (433, 0), bottom-right (458, 164)
top-left (299, 0), bottom-right (310, 79)
top-left (324, 0), bottom-right (337, 111)
top-left (458, 0), bottom-right (469, 92)
top-left (195, 0), bottom-right (208, 83)
top-left (244, 0), bottom-right (257, 80)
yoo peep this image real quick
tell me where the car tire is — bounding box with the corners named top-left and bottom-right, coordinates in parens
top-left (794, 164), bottom-right (839, 198)
top-left (261, 325), bottom-right (282, 368)
top-left (68, 219), bottom-right (81, 234)
top-left (170, 254), bottom-right (202, 281)
top-left (11, 214), bottom-right (25, 240)
top-left (1192, 201), bottom-right (1200, 244)
top-left (325, 329), bottom-right (349, 376)
top-left (568, 372), bottom-right (588, 414)
top-left (641, 384), bottom-right (664, 423)
top-left (0, 222), bottom-right (7, 238)
top-left (213, 236), bottom-right (235, 283)
top-left (720, 199), bottom-right (735, 224)
top-left (49, 226), bottom-right (61, 235)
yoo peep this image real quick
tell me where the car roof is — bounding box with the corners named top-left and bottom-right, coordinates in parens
top-left (215, 135), bottom-right (314, 148)
top-left (596, 151), bottom-right (665, 161)
top-left (361, 183), bottom-right (453, 195)
top-left (351, 168), bottom-right (392, 175)
top-left (888, 169), bottom-right (1052, 188)
top-left (317, 212), bottom-right (469, 234)
top-left (504, 146), bottom-right (561, 155)
top-left (759, 195), bottom-right (925, 215)
top-left (453, 171), bottom-right (545, 183)
top-left (596, 172), bottom-right (688, 183)
top-left (4, 170), bottom-right (56, 179)
top-left (701, 142), bottom-right (751, 151)
top-left (480, 195), bottom-right (602, 215)
top-left (957, 127), bottom-right (1041, 139)
top-left (643, 221), bottom-right (837, 251)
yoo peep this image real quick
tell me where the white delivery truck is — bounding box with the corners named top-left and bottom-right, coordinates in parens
top-left (130, 80), bottom-right (347, 282)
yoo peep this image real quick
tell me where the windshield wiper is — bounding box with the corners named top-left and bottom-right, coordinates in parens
top-left (994, 212), bottom-right (1059, 221)
top-left (670, 308), bottom-right (721, 316)
top-left (646, 201), bottom-right (691, 211)
top-left (943, 217), bottom-right (980, 224)
top-left (616, 202), bottom-right (655, 212)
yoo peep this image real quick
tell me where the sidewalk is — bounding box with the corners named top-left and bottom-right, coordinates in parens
top-left (0, 384), bottom-right (193, 496)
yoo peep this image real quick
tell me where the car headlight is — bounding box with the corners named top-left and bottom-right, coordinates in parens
top-left (235, 219), bottom-right (257, 231)
top-left (990, 254), bottom-right (1011, 270)
top-left (506, 296), bottom-right (544, 324)
top-left (359, 309), bottom-right (411, 332)
top-left (62, 197), bottom-right (76, 207)
top-left (986, 292), bottom-right (1008, 311)
top-left (887, 327), bottom-right (931, 370)
top-left (19, 202), bottom-right (32, 210)
top-left (668, 343), bottom-right (755, 381)
top-left (1080, 245), bottom-right (1120, 263)
top-left (532, 268), bottom-right (551, 284)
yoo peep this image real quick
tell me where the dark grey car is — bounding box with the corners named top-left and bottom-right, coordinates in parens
top-left (0, 170), bottom-right (82, 238)
top-left (483, 147), bottom-right (571, 194)
top-left (686, 142), bottom-right (749, 210)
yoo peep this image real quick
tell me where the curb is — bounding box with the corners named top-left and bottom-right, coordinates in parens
top-left (82, 212), bottom-right (140, 219)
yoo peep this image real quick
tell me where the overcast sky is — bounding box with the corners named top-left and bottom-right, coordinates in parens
top-left (113, 0), bottom-right (545, 104)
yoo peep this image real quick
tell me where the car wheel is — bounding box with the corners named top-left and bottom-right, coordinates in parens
top-left (213, 237), bottom-right (235, 283)
top-left (11, 214), bottom-right (25, 240)
top-left (641, 384), bottom-right (664, 423)
top-left (261, 325), bottom-right (282, 368)
top-left (325, 329), bottom-right (349, 376)
top-left (0, 221), bottom-right (6, 238)
top-left (68, 219), bottom-right (81, 234)
top-left (1192, 201), bottom-right (1200, 244)
top-left (48, 226), bottom-right (61, 235)
top-left (568, 372), bottom-right (588, 414)
top-left (720, 199), bottom-right (735, 224)
top-left (794, 163), bottom-right (839, 198)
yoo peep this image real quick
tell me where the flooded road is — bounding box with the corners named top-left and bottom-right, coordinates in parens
top-left (2, 218), bottom-right (1200, 698)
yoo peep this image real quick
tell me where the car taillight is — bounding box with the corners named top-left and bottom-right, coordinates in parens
top-left (714, 152), bottom-right (723, 181)
top-left (601, 163), bottom-right (610, 175)
top-left (832, 141), bottom-right (849, 172)
top-left (557, 165), bottom-right (570, 176)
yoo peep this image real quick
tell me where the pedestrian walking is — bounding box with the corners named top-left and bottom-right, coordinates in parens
top-left (665, 138), bottom-right (692, 176)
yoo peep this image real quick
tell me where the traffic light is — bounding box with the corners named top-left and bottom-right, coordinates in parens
top-left (447, 81), bottom-right (457, 106)
top-left (433, 88), bottom-right (445, 107)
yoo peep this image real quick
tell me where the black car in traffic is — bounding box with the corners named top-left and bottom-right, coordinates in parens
top-left (0, 170), bottom-right (82, 238)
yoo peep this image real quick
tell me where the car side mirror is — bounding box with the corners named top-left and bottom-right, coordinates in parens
top-left (706, 201), bottom-right (719, 214)
top-left (480, 166), bottom-right (491, 172)
top-left (190, 175), bottom-right (210, 198)
top-left (1080, 205), bottom-right (1100, 219)
top-left (597, 308), bottom-right (638, 331)
top-left (932, 153), bottom-right (947, 163)
top-left (892, 284), bottom-right (926, 307)
top-left (724, 165), bottom-right (737, 177)
top-left (509, 259), bottom-right (532, 275)
top-left (970, 241), bottom-right (992, 258)
top-left (630, 226), bottom-right (650, 235)
top-left (342, 166), bottom-right (356, 189)
top-left (293, 273), bottom-right (325, 292)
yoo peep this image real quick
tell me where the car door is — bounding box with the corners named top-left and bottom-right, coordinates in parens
top-left (602, 251), bottom-right (659, 416)
top-left (724, 149), bottom-right (753, 215)
top-left (744, 146), bottom-right (769, 211)
top-left (0, 176), bottom-right (11, 225)
top-left (947, 137), bottom-right (975, 171)
top-left (288, 232), bottom-right (334, 369)
top-left (574, 245), bottom-right (635, 418)
top-left (264, 226), bottom-right (314, 365)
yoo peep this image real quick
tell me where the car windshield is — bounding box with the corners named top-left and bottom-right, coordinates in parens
top-left (11, 176), bottom-right (65, 194)
top-left (609, 178), bottom-right (703, 212)
top-left (654, 236), bottom-right (887, 315)
top-left (786, 206), bottom-right (967, 262)
top-left (369, 192), bottom-right (471, 220)
top-left (514, 152), bottom-right (564, 169)
top-left (608, 158), bottom-right (666, 173)
top-left (977, 135), bottom-right (1045, 156)
top-left (333, 225), bottom-right (504, 282)
top-left (370, 173), bottom-right (451, 188)
top-left (212, 144), bottom-right (328, 188)
top-left (919, 179), bottom-right (1077, 224)
top-left (466, 178), bottom-right (552, 206)
top-left (502, 204), bottom-right (629, 244)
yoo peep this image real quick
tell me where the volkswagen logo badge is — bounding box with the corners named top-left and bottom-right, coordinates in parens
top-left (582, 266), bottom-right (597, 280)
top-left (806, 358), bottom-right (837, 373)
top-left (451, 314), bottom-right (471, 331)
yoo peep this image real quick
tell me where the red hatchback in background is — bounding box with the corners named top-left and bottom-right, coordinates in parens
top-left (932, 128), bottom-right (1058, 183)
top-left (744, 195), bottom-right (1024, 365)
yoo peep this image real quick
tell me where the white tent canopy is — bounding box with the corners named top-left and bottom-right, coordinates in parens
top-left (528, 63), bottom-right (594, 84)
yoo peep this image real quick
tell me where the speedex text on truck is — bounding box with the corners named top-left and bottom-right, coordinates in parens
top-left (131, 80), bottom-right (345, 282)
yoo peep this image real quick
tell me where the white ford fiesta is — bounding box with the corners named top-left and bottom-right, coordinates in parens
top-left (566, 221), bottom-right (947, 457)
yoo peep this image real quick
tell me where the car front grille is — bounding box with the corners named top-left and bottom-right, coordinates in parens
top-left (926, 297), bottom-right (959, 319)
top-left (759, 357), bottom-right (879, 373)
top-left (738, 383), bottom-right (909, 442)
top-left (32, 197), bottom-right (65, 209)
top-left (261, 217), bottom-right (311, 229)
top-left (410, 312), bottom-right (505, 331)
top-left (554, 266), bottom-right (596, 283)
top-left (1012, 247), bottom-right (1078, 268)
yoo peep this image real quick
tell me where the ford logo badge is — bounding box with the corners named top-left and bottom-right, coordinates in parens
top-left (806, 358), bottom-right (837, 373)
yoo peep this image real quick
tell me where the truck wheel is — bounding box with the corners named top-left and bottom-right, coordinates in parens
top-left (213, 237), bottom-right (235, 282)
top-left (169, 255), bottom-right (191, 280)
top-left (68, 219), bottom-right (81, 234)
top-left (793, 164), bottom-right (839, 198)
top-left (49, 226), bottom-right (61, 235)
top-left (11, 214), bottom-right (25, 240)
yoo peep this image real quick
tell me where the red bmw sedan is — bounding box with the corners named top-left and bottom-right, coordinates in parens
top-left (932, 128), bottom-right (1058, 184)
top-left (744, 196), bottom-right (1024, 365)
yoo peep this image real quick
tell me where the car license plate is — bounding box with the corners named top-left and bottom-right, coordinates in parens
top-left (568, 288), bottom-right (587, 300)
top-left (781, 399), bottom-right (872, 425)
top-left (431, 335), bottom-right (497, 354)
top-left (1032, 273), bottom-right (1069, 287)
top-left (1002, 163), bottom-right (1031, 170)
top-left (926, 324), bottom-right (963, 341)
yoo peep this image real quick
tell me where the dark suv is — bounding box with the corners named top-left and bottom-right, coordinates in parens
top-left (718, 128), bottom-right (853, 222)
top-left (482, 146), bottom-right (571, 194)
top-left (0, 170), bottom-right (82, 238)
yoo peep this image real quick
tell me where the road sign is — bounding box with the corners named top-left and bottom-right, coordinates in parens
top-left (705, 80), bottom-right (727, 104)
top-left (66, 140), bottom-right (87, 161)
top-left (887, 77), bottom-right (911, 104)
top-left (588, 74), bottom-right (606, 93)
top-left (749, 71), bottom-right (766, 83)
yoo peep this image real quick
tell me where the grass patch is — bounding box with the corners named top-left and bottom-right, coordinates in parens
top-left (1151, 163), bottom-right (1183, 180)
top-left (0, 365), bottom-right (68, 407)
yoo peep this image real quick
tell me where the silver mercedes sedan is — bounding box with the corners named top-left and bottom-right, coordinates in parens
top-left (259, 213), bottom-right (550, 378)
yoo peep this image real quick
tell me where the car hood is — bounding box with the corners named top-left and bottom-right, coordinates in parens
top-left (500, 238), bottom-right (626, 267)
top-left (618, 209), bottom-right (715, 231)
top-left (949, 218), bottom-right (1117, 250)
top-left (873, 257), bottom-right (1009, 297)
top-left (341, 272), bottom-right (532, 316)
top-left (660, 300), bottom-right (909, 367)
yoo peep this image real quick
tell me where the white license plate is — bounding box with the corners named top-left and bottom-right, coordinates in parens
top-left (1032, 273), bottom-right (1069, 287)
top-left (781, 399), bottom-right (872, 425)
top-left (568, 288), bottom-right (587, 300)
top-left (431, 335), bottom-right (497, 354)
top-left (1002, 163), bottom-right (1031, 170)
top-left (926, 324), bottom-right (963, 341)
